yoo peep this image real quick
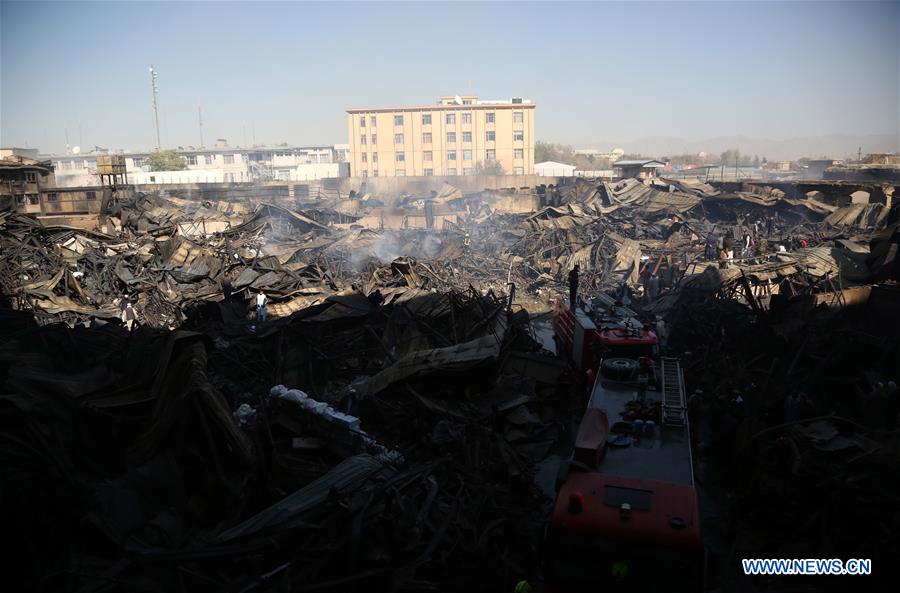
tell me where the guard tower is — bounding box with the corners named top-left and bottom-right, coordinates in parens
top-left (94, 154), bottom-right (132, 219)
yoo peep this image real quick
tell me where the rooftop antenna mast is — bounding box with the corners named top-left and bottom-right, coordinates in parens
top-left (149, 65), bottom-right (161, 150)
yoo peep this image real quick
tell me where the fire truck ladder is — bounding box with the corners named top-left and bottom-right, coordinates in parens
top-left (660, 357), bottom-right (687, 427)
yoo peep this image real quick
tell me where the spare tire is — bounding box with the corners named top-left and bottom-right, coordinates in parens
top-left (601, 357), bottom-right (639, 380)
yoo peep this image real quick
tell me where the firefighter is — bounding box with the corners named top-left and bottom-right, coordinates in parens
top-left (568, 265), bottom-right (579, 309)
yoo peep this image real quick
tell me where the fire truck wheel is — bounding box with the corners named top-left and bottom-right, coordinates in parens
top-left (601, 357), bottom-right (639, 380)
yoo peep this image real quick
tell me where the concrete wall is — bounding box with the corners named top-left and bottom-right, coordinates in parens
top-left (337, 174), bottom-right (556, 197)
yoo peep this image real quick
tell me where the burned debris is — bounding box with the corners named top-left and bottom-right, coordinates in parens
top-left (2, 174), bottom-right (899, 592)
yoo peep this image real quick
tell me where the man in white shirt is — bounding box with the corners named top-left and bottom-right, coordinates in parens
top-left (256, 292), bottom-right (268, 323)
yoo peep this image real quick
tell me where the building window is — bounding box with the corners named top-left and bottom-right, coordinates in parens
top-left (462, 131), bottom-right (472, 143)
top-left (394, 133), bottom-right (404, 144)
top-left (205, 155), bottom-right (214, 165)
top-left (424, 151), bottom-right (433, 161)
top-left (370, 115), bottom-right (376, 127)
top-left (514, 167), bottom-right (524, 175)
top-left (373, 171), bottom-right (378, 177)
top-left (360, 135), bottom-right (367, 145)
top-left (424, 168), bottom-right (433, 176)
top-left (462, 149), bottom-right (472, 161)
top-left (396, 152), bottom-right (405, 162)
top-left (462, 99), bottom-right (473, 105)
top-left (486, 149), bottom-right (496, 160)
top-left (514, 130), bottom-right (524, 141)
top-left (464, 167), bottom-right (474, 176)
top-left (514, 111), bottom-right (524, 123)
top-left (46, 192), bottom-right (58, 202)
top-left (447, 168), bottom-right (457, 176)
top-left (485, 131), bottom-right (495, 142)
top-left (422, 132), bottom-right (432, 143)
top-left (25, 172), bottom-right (37, 182)
top-left (372, 152), bottom-right (378, 163)
top-left (362, 171), bottom-right (368, 178)
top-left (360, 117), bottom-right (366, 128)
top-left (514, 148), bottom-right (524, 159)
top-left (396, 169), bottom-right (406, 176)
top-left (462, 113), bottom-right (472, 124)
top-left (186, 155), bottom-right (197, 165)
top-left (447, 132), bottom-right (456, 143)
top-left (132, 157), bottom-right (144, 168)
top-left (371, 134), bottom-right (377, 144)
top-left (394, 115), bottom-right (403, 126)
top-left (362, 153), bottom-right (367, 163)
top-left (447, 150), bottom-right (456, 161)
top-left (446, 113), bottom-right (455, 125)
top-left (149, 176), bottom-right (156, 183)
top-left (86, 191), bottom-right (97, 200)
top-left (485, 112), bottom-right (495, 124)
top-left (422, 114), bottom-right (432, 125)
top-left (224, 154), bottom-right (235, 164)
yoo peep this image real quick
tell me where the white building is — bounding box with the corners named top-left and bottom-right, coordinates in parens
top-left (535, 160), bottom-right (576, 177)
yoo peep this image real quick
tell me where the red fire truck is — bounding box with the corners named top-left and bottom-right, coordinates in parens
top-left (545, 297), bottom-right (705, 592)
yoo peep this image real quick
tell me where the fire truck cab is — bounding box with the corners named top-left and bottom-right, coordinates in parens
top-left (546, 299), bottom-right (704, 592)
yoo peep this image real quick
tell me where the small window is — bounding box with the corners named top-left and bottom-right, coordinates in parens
top-left (462, 99), bottom-right (473, 105)
top-left (46, 192), bottom-right (58, 202)
top-left (513, 167), bottom-right (524, 175)
top-left (424, 168), bottom-right (433, 176)
top-left (462, 113), bottom-right (472, 124)
top-left (462, 131), bottom-right (472, 143)
top-left (422, 114), bottom-right (432, 125)
top-left (463, 167), bottom-right (474, 175)
top-left (149, 176), bottom-right (156, 182)
top-left (86, 191), bottom-right (97, 200)
top-left (485, 112), bottom-right (495, 124)
top-left (186, 155), bottom-right (197, 165)
top-left (422, 132), bottom-right (432, 143)
top-left (447, 132), bottom-right (456, 143)
top-left (514, 111), bottom-right (524, 123)
top-left (446, 113), bottom-right (456, 125)
top-left (205, 155), bottom-right (214, 165)
top-left (361, 135), bottom-right (367, 145)
top-left (360, 117), bottom-right (366, 128)
top-left (447, 150), bottom-right (456, 161)
top-left (424, 151), bottom-right (433, 162)
top-left (486, 149), bottom-right (496, 160)
top-left (514, 148), bottom-right (524, 159)
top-left (462, 149), bottom-right (472, 161)
top-left (372, 171), bottom-right (378, 177)
top-left (514, 130), bottom-right (524, 141)
top-left (485, 131), bottom-right (495, 142)
top-left (372, 152), bottom-right (378, 163)
top-left (25, 172), bottom-right (37, 182)
top-left (370, 115), bottom-right (376, 127)
top-left (362, 170), bottom-right (368, 178)
top-left (447, 168), bottom-right (457, 176)
top-left (394, 114), bottom-right (403, 126)
top-left (362, 154), bottom-right (367, 163)
top-left (132, 157), bottom-right (144, 168)
top-left (223, 154), bottom-right (235, 164)
top-left (371, 134), bottom-right (377, 144)
top-left (394, 133), bottom-right (404, 144)
top-left (396, 152), bottom-right (405, 162)
top-left (396, 169), bottom-right (406, 177)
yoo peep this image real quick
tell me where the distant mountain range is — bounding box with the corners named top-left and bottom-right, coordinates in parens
top-left (589, 134), bottom-right (899, 161)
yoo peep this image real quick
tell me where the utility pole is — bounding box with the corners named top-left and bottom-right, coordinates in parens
top-left (857, 146), bottom-right (862, 163)
top-left (198, 105), bottom-right (204, 148)
top-left (149, 65), bottom-right (161, 150)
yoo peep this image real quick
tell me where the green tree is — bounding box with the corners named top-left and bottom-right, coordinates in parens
top-left (535, 141), bottom-right (575, 165)
top-left (476, 160), bottom-right (505, 175)
top-left (146, 150), bottom-right (187, 171)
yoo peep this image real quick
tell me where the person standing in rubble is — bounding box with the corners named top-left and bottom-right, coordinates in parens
top-left (256, 291), bottom-right (268, 323)
top-left (718, 246), bottom-right (729, 269)
top-left (121, 299), bottom-right (137, 331)
top-left (742, 231), bottom-right (753, 258)
top-left (568, 265), bottom-right (580, 309)
top-left (705, 230), bottom-right (718, 260)
top-left (222, 275), bottom-right (233, 301)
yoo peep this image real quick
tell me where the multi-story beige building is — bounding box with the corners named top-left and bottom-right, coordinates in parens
top-left (347, 95), bottom-right (535, 178)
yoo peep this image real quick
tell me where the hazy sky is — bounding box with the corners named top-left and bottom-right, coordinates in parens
top-left (2, 0), bottom-right (898, 154)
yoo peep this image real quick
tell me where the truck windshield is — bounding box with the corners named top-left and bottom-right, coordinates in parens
top-left (545, 534), bottom-right (703, 592)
